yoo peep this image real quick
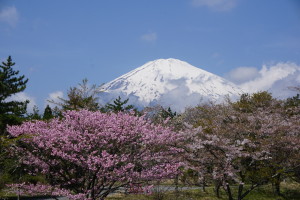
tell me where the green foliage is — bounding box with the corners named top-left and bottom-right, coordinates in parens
top-left (42, 105), bottom-right (53, 120)
top-left (102, 96), bottom-right (134, 113)
top-left (233, 91), bottom-right (274, 112)
top-left (0, 56), bottom-right (29, 135)
top-left (49, 78), bottom-right (102, 111)
top-left (0, 134), bottom-right (48, 192)
top-left (285, 94), bottom-right (300, 108)
top-left (0, 135), bottom-right (23, 190)
top-left (0, 56), bottom-right (29, 190)
top-left (160, 107), bottom-right (177, 119)
top-left (142, 105), bottom-right (181, 127)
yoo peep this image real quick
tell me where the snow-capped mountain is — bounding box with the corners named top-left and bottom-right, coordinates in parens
top-left (99, 58), bottom-right (243, 112)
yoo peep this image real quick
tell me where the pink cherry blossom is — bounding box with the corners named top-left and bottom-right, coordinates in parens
top-left (8, 110), bottom-right (183, 200)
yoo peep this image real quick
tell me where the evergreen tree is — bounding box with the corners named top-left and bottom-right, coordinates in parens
top-left (43, 105), bottom-right (53, 120)
top-left (0, 56), bottom-right (28, 190)
top-left (103, 96), bottom-right (134, 113)
top-left (0, 56), bottom-right (29, 135)
top-left (161, 107), bottom-right (177, 119)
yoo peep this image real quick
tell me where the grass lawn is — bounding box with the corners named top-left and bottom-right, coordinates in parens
top-left (107, 182), bottom-right (300, 200)
top-left (1, 182), bottom-right (299, 200)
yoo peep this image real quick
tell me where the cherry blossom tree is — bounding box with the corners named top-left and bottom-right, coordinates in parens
top-left (181, 93), bottom-right (300, 200)
top-left (8, 110), bottom-right (183, 200)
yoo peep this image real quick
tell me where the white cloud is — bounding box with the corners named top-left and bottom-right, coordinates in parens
top-left (141, 32), bottom-right (157, 42)
top-left (225, 66), bottom-right (259, 84)
top-left (0, 6), bottom-right (19, 27)
top-left (191, 0), bottom-right (238, 11)
top-left (160, 83), bottom-right (206, 112)
top-left (46, 91), bottom-right (64, 108)
top-left (233, 62), bottom-right (300, 98)
top-left (7, 92), bottom-right (37, 113)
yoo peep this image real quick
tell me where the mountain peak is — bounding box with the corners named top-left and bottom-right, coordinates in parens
top-left (142, 58), bottom-right (204, 71)
top-left (129, 58), bottom-right (214, 81)
top-left (100, 59), bottom-right (243, 112)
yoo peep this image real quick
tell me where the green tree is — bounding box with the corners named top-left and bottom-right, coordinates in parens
top-left (43, 105), bottom-right (53, 120)
top-left (232, 91), bottom-right (273, 113)
top-left (0, 56), bottom-right (28, 190)
top-left (52, 106), bottom-right (62, 118)
top-left (285, 94), bottom-right (300, 108)
top-left (0, 56), bottom-right (29, 135)
top-left (102, 96), bottom-right (134, 113)
top-left (160, 107), bottom-right (177, 119)
top-left (49, 78), bottom-right (102, 111)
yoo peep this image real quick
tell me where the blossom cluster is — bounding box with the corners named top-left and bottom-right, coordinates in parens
top-left (180, 97), bottom-right (300, 199)
top-left (8, 110), bottom-right (183, 199)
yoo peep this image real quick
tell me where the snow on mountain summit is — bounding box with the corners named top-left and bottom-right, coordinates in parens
top-left (100, 58), bottom-right (243, 112)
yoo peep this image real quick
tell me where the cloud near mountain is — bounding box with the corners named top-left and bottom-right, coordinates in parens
top-left (228, 62), bottom-right (300, 99)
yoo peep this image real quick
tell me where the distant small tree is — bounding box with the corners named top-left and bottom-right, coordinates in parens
top-left (51, 106), bottom-right (62, 118)
top-left (285, 94), bottom-right (300, 108)
top-left (26, 105), bottom-right (41, 120)
top-left (43, 105), bottom-right (53, 120)
top-left (142, 105), bottom-right (180, 127)
top-left (49, 78), bottom-right (103, 111)
top-left (160, 107), bottom-right (177, 119)
top-left (102, 96), bottom-right (134, 113)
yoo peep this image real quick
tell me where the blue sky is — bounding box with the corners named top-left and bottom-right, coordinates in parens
top-left (1, 0), bottom-right (300, 111)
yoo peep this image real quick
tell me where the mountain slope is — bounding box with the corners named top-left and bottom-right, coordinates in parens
top-left (100, 58), bottom-right (243, 112)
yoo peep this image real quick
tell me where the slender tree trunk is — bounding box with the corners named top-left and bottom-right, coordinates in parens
top-left (17, 188), bottom-right (20, 200)
top-left (174, 174), bottom-right (179, 193)
top-left (274, 174), bottom-right (281, 196)
top-left (237, 184), bottom-right (244, 200)
top-left (225, 184), bottom-right (234, 200)
top-left (214, 181), bottom-right (221, 198)
top-left (174, 174), bottom-right (179, 200)
top-left (201, 177), bottom-right (206, 193)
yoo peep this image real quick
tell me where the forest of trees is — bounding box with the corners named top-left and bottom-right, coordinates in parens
top-left (0, 56), bottom-right (299, 200)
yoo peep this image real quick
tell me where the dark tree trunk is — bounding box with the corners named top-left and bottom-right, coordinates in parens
top-left (237, 184), bottom-right (243, 200)
top-left (174, 174), bottom-right (179, 199)
top-left (225, 184), bottom-right (234, 200)
top-left (214, 181), bottom-right (221, 198)
top-left (202, 177), bottom-right (207, 193)
top-left (174, 174), bottom-right (179, 193)
top-left (17, 189), bottom-right (20, 200)
top-left (274, 174), bottom-right (281, 196)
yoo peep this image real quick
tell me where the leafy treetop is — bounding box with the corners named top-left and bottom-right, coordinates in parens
top-left (0, 56), bottom-right (29, 135)
top-left (49, 78), bottom-right (102, 111)
top-left (103, 96), bottom-right (134, 113)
